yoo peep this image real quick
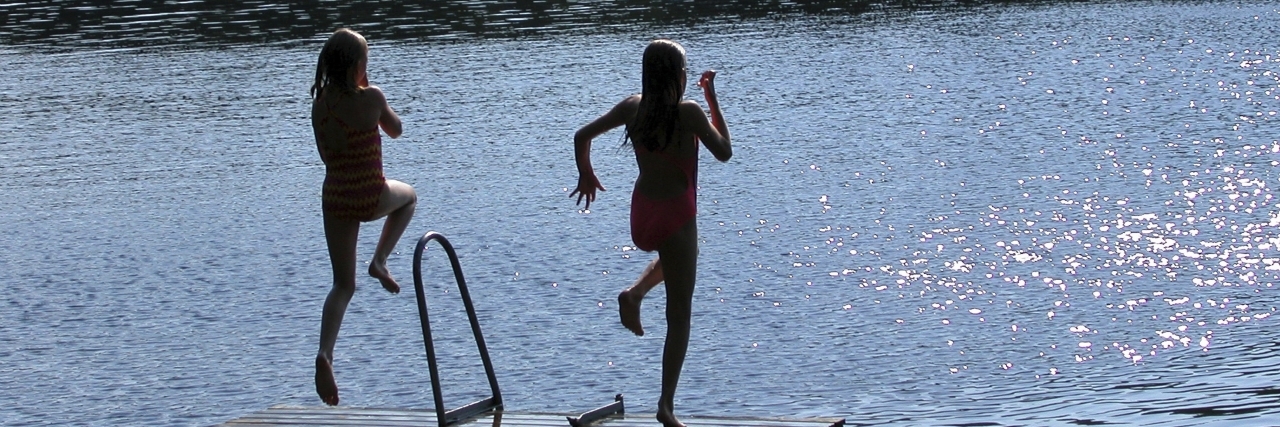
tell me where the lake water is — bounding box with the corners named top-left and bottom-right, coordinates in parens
top-left (2, 0), bottom-right (1280, 426)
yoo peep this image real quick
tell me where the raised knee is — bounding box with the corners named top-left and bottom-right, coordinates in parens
top-left (402, 186), bottom-right (418, 206)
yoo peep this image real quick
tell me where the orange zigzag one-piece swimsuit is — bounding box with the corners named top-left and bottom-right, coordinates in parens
top-left (319, 102), bottom-right (385, 221)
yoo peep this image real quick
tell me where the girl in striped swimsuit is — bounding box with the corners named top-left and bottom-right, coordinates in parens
top-left (571, 39), bottom-right (732, 427)
top-left (310, 28), bottom-right (417, 407)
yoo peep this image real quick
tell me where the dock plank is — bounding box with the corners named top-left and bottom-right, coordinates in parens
top-left (215, 406), bottom-right (844, 427)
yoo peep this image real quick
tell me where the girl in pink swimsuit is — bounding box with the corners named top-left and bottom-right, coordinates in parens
top-left (571, 39), bottom-right (732, 427)
top-left (310, 28), bottom-right (418, 407)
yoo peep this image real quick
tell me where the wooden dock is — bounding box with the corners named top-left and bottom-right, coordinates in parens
top-left (215, 405), bottom-right (846, 427)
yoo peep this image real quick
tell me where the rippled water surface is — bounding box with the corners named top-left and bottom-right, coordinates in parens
top-left (3, 1), bottom-right (1280, 426)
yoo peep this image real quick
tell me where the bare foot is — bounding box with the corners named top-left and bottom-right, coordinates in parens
top-left (315, 356), bottom-right (339, 406)
top-left (369, 262), bottom-right (400, 294)
top-left (656, 406), bottom-right (685, 427)
top-left (618, 289), bottom-right (644, 336)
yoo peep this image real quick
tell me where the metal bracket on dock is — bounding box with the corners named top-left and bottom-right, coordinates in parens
top-left (566, 394), bottom-right (624, 427)
top-left (413, 232), bottom-right (503, 427)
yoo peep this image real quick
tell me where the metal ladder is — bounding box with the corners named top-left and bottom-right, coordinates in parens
top-left (411, 231), bottom-right (502, 427)
top-left (411, 231), bottom-right (624, 426)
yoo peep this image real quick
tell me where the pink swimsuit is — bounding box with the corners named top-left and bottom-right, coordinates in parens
top-left (630, 145), bottom-right (698, 252)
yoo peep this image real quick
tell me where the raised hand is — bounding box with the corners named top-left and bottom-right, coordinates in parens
top-left (698, 70), bottom-right (716, 90)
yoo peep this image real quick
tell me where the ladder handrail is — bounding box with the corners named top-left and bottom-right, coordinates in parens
top-left (411, 231), bottom-right (502, 427)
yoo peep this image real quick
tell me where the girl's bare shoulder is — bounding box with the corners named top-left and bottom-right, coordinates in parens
top-left (677, 99), bottom-right (706, 118)
top-left (620, 93), bottom-right (642, 107)
top-left (608, 94), bottom-right (642, 117)
top-left (358, 85), bottom-right (388, 105)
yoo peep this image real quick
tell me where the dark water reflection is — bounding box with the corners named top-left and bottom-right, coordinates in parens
top-left (4, 0), bottom-right (1068, 50)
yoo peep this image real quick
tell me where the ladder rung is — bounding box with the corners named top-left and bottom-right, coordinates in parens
top-left (445, 397), bottom-right (502, 424)
top-left (567, 394), bottom-right (625, 427)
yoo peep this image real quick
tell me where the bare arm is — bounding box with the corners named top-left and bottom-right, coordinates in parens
top-left (571, 95), bottom-right (639, 209)
top-left (682, 71), bottom-right (731, 162)
top-left (365, 85), bottom-right (402, 139)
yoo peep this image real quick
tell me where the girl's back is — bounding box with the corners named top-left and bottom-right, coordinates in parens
top-left (631, 98), bottom-right (707, 201)
top-left (312, 88), bottom-right (386, 157)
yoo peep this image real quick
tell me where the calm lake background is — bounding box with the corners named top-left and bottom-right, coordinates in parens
top-left (2, 0), bottom-right (1280, 426)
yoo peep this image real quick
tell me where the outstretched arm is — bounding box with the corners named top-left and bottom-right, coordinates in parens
top-left (682, 70), bottom-right (731, 162)
top-left (571, 95), bottom-right (639, 210)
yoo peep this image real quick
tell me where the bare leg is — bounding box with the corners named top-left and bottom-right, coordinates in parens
top-left (619, 258), bottom-right (663, 336)
top-left (317, 213), bottom-right (361, 406)
top-left (367, 180), bottom-right (417, 294)
top-left (655, 220), bottom-right (697, 427)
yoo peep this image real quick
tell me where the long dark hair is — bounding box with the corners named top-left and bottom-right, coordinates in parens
top-left (625, 39), bottom-right (687, 152)
top-left (310, 28), bottom-right (366, 99)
